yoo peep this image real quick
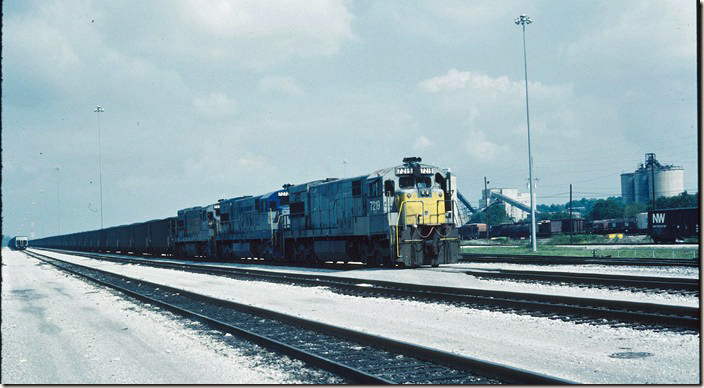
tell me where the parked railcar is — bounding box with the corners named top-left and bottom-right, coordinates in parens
top-left (649, 207), bottom-right (699, 243)
top-left (458, 223), bottom-right (486, 240)
top-left (8, 236), bottom-right (29, 250)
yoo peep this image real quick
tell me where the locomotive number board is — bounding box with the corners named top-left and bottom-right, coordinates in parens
top-left (396, 167), bottom-right (433, 175)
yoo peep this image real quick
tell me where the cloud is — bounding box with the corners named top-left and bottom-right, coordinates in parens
top-left (566, 1), bottom-right (695, 75)
top-left (417, 69), bottom-right (583, 164)
top-left (413, 135), bottom-right (432, 150)
top-left (368, 1), bottom-right (515, 45)
top-left (419, 69), bottom-right (571, 101)
top-left (464, 129), bottom-right (511, 162)
top-left (193, 93), bottom-right (236, 117)
top-left (420, 69), bottom-right (511, 94)
top-left (129, 0), bottom-right (356, 68)
top-left (258, 76), bottom-right (305, 97)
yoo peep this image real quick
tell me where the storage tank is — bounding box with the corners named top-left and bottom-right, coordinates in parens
top-left (626, 153), bottom-right (684, 204)
top-left (653, 166), bottom-right (684, 199)
top-left (633, 169), bottom-right (650, 204)
top-left (620, 173), bottom-right (635, 204)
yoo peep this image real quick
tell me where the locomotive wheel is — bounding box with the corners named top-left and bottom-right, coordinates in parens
top-left (261, 242), bottom-right (273, 259)
top-left (294, 241), bottom-right (307, 263)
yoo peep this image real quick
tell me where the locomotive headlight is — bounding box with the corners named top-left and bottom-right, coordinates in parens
top-left (438, 192), bottom-right (443, 197)
top-left (406, 193), bottom-right (412, 198)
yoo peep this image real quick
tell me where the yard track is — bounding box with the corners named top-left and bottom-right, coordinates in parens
top-left (463, 268), bottom-right (699, 295)
top-left (24, 250), bottom-right (570, 384)
top-left (34, 248), bottom-right (700, 333)
top-left (460, 252), bottom-right (698, 267)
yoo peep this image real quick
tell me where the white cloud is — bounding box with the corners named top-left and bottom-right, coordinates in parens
top-left (192, 93), bottom-right (236, 117)
top-left (420, 69), bottom-right (510, 93)
top-left (566, 1), bottom-right (695, 74)
top-left (369, 1), bottom-right (515, 45)
top-left (419, 69), bottom-right (571, 101)
top-left (173, 0), bottom-right (355, 67)
top-left (258, 76), bottom-right (305, 97)
top-left (418, 69), bottom-right (582, 163)
top-left (464, 129), bottom-right (510, 162)
top-left (413, 135), bottom-right (432, 150)
top-left (237, 155), bottom-right (268, 168)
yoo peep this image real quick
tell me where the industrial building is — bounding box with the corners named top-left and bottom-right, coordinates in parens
top-left (621, 153), bottom-right (684, 205)
top-left (478, 188), bottom-right (532, 221)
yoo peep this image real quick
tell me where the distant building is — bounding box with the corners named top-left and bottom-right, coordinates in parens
top-left (478, 187), bottom-right (531, 221)
top-left (621, 153), bottom-right (684, 205)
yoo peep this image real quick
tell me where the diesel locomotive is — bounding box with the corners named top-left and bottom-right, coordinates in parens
top-left (30, 157), bottom-right (461, 267)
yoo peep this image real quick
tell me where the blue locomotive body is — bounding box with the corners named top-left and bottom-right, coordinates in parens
top-left (28, 158), bottom-right (461, 267)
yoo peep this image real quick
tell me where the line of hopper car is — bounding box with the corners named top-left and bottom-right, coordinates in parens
top-left (29, 158), bottom-right (461, 268)
top-left (8, 236), bottom-right (29, 250)
top-left (459, 207), bottom-right (699, 243)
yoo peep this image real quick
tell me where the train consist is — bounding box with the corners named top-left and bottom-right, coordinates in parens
top-left (8, 236), bottom-right (29, 250)
top-left (30, 158), bottom-right (461, 267)
top-left (460, 207), bottom-right (699, 242)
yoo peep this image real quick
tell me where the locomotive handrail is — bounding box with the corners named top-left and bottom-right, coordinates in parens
top-left (394, 198), bottom-right (457, 257)
top-left (395, 200), bottom-right (426, 257)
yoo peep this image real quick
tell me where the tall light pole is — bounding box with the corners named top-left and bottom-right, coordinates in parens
top-left (94, 105), bottom-right (105, 228)
top-left (342, 160), bottom-right (349, 178)
top-left (55, 165), bottom-right (61, 234)
top-left (39, 189), bottom-right (45, 238)
top-left (515, 14), bottom-right (537, 252)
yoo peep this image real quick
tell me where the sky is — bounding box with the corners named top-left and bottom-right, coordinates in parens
top-left (2, 0), bottom-right (699, 238)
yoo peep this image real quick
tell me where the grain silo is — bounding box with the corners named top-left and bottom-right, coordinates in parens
top-left (620, 173), bottom-right (635, 204)
top-left (621, 153), bottom-right (684, 205)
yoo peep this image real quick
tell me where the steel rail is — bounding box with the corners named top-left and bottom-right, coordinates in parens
top-left (34, 248), bottom-right (701, 331)
top-left (24, 250), bottom-right (573, 384)
top-left (464, 268), bottom-right (700, 292)
top-left (460, 253), bottom-right (698, 267)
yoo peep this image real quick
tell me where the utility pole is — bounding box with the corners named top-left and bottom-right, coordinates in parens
top-left (55, 166), bottom-right (61, 234)
top-left (484, 177), bottom-right (490, 241)
top-left (569, 184), bottom-right (573, 244)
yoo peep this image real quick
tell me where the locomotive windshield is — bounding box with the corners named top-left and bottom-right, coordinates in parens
top-left (399, 176), bottom-right (432, 189)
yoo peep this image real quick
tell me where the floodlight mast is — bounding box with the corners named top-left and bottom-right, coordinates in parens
top-left (94, 105), bottom-right (105, 228)
top-left (515, 14), bottom-right (538, 252)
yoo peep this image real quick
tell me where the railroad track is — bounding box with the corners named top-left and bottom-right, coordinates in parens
top-left (463, 268), bottom-right (699, 296)
top-left (23, 250), bottom-right (570, 384)
top-left (460, 253), bottom-right (698, 267)
top-left (34, 249), bottom-right (700, 333)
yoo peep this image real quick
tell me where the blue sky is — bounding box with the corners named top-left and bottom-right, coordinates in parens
top-left (2, 0), bottom-right (698, 238)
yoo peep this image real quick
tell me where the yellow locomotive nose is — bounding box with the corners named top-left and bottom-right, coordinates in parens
top-left (396, 191), bottom-right (446, 225)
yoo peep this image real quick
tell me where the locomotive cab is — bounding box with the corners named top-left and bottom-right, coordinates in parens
top-left (386, 157), bottom-right (459, 267)
top-left (391, 157), bottom-right (447, 226)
